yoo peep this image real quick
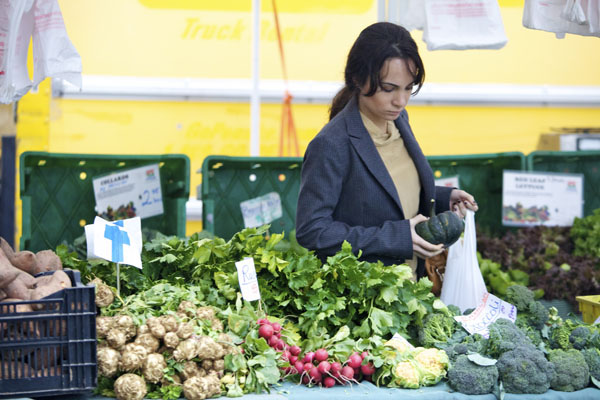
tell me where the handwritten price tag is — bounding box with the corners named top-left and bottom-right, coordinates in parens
top-left (454, 292), bottom-right (516, 338)
top-left (239, 192), bottom-right (283, 228)
top-left (235, 257), bottom-right (261, 301)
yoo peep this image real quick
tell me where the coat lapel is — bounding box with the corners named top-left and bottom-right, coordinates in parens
top-left (343, 97), bottom-right (404, 212)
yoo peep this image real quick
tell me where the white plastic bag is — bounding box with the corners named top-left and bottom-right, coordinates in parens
top-left (440, 210), bottom-right (487, 313)
top-left (390, 0), bottom-right (426, 32)
top-left (0, 0), bottom-right (81, 104)
top-left (523, 0), bottom-right (598, 38)
top-left (423, 0), bottom-right (508, 51)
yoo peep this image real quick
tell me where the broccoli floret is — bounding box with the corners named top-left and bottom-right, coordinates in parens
top-left (447, 354), bottom-right (499, 395)
top-left (447, 304), bottom-right (462, 317)
top-left (496, 345), bottom-right (555, 394)
top-left (582, 348), bottom-right (600, 381)
top-left (417, 312), bottom-right (457, 348)
top-left (515, 318), bottom-right (543, 348)
top-left (549, 319), bottom-right (578, 350)
top-left (521, 301), bottom-right (550, 330)
top-left (548, 349), bottom-right (589, 392)
top-left (569, 325), bottom-right (592, 350)
top-left (485, 318), bottom-right (532, 358)
top-left (505, 284), bottom-right (535, 310)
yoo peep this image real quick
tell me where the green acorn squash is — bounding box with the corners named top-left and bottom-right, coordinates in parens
top-left (415, 199), bottom-right (464, 247)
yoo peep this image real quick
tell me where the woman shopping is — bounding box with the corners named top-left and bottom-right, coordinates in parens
top-left (295, 22), bottom-right (478, 280)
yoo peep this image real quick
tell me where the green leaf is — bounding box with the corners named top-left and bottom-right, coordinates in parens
top-left (370, 307), bottom-right (394, 335)
top-left (467, 353), bottom-right (497, 366)
top-left (379, 286), bottom-right (397, 304)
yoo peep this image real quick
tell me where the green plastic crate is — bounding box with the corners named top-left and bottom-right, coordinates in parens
top-left (427, 152), bottom-right (527, 235)
top-left (527, 150), bottom-right (600, 217)
top-left (20, 152), bottom-right (190, 252)
top-left (200, 156), bottom-right (303, 240)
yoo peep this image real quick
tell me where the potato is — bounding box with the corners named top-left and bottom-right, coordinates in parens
top-left (34, 250), bottom-right (62, 274)
top-left (3, 275), bottom-right (34, 301)
top-left (0, 237), bottom-right (15, 259)
top-left (30, 270), bottom-right (72, 310)
top-left (0, 247), bottom-right (20, 289)
top-left (9, 250), bottom-right (39, 276)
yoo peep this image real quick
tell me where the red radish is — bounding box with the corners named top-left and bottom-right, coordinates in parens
top-left (361, 362), bottom-right (375, 376)
top-left (304, 362), bottom-right (314, 372)
top-left (347, 353), bottom-right (362, 369)
top-left (282, 350), bottom-right (291, 360)
top-left (294, 361), bottom-right (305, 373)
top-left (268, 335), bottom-right (279, 347)
top-left (258, 324), bottom-right (274, 339)
top-left (274, 331), bottom-right (282, 339)
top-left (361, 351), bottom-right (369, 359)
top-left (330, 361), bottom-right (342, 375)
top-left (289, 355), bottom-right (298, 364)
top-left (302, 352), bottom-right (315, 363)
top-left (302, 375), bottom-right (310, 384)
top-left (309, 367), bottom-right (322, 383)
top-left (317, 360), bottom-right (331, 374)
top-left (283, 366), bottom-right (293, 374)
top-left (271, 322), bottom-right (282, 333)
top-left (289, 345), bottom-right (301, 356)
top-left (275, 339), bottom-right (285, 351)
top-left (314, 348), bottom-right (329, 362)
top-left (341, 366), bottom-right (355, 381)
top-left (257, 318), bottom-right (269, 325)
top-left (323, 377), bottom-right (336, 388)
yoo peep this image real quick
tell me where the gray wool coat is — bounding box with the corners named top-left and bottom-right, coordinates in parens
top-left (295, 95), bottom-right (453, 278)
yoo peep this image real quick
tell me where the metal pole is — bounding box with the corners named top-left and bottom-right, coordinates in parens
top-left (250, 0), bottom-right (261, 156)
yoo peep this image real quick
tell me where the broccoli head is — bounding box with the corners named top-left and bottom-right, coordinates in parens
top-left (581, 348), bottom-right (600, 381)
top-left (485, 318), bottom-right (532, 358)
top-left (569, 325), bottom-right (592, 350)
top-left (505, 284), bottom-right (535, 310)
top-left (447, 304), bottom-right (462, 317)
top-left (548, 349), bottom-right (589, 392)
top-left (549, 319), bottom-right (578, 350)
top-left (417, 312), bottom-right (457, 348)
top-left (496, 345), bottom-right (555, 394)
top-left (447, 354), bottom-right (499, 395)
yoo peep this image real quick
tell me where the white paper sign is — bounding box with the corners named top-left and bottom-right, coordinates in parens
top-left (240, 192), bottom-right (283, 228)
top-left (502, 170), bottom-right (583, 227)
top-left (93, 164), bottom-right (163, 220)
top-left (454, 292), bottom-right (516, 338)
top-left (435, 176), bottom-right (460, 189)
top-left (235, 257), bottom-right (261, 301)
top-left (84, 216), bottom-right (143, 269)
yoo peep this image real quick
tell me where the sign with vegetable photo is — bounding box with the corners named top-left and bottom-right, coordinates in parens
top-left (502, 170), bottom-right (583, 227)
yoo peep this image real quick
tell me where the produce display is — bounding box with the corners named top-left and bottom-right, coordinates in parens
top-left (3, 213), bottom-right (600, 400)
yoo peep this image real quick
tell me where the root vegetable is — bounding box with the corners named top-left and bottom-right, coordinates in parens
top-left (119, 344), bottom-right (148, 372)
top-left (9, 250), bottom-right (39, 276)
top-left (96, 316), bottom-right (115, 339)
top-left (174, 339), bottom-right (198, 361)
top-left (106, 329), bottom-right (128, 349)
top-left (34, 250), bottom-right (62, 274)
top-left (147, 316), bottom-right (166, 339)
top-left (0, 288), bottom-right (6, 301)
top-left (137, 324), bottom-right (149, 336)
top-left (196, 335), bottom-right (222, 360)
top-left (183, 373), bottom-right (221, 400)
top-left (0, 361), bottom-right (39, 378)
top-left (143, 353), bottom-right (166, 383)
top-left (213, 359), bottom-right (224, 372)
top-left (0, 248), bottom-right (20, 290)
top-left (177, 321), bottom-right (194, 339)
top-left (178, 301), bottom-right (196, 317)
top-left (30, 270), bottom-right (71, 310)
top-left (114, 373), bottom-right (147, 400)
top-left (91, 278), bottom-right (114, 308)
top-left (163, 331), bottom-right (180, 348)
top-left (0, 238), bottom-right (15, 259)
top-left (201, 359), bottom-right (213, 370)
top-left (210, 319), bottom-right (223, 332)
top-left (97, 347), bottom-right (121, 377)
top-left (115, 315), bottom-right (137, 340)
top-left (134, 333), bottom-right (160, 353)
top-left (218, 332), bottom-right (236, 355)
top-left (195, 306), bottom-right (215, 321)
top-left (180, 361), bottom-right (201, 381)
top-left (4, 275), bottom-right (33, 301)
top-left (160, 314), bottom-right (179, 332)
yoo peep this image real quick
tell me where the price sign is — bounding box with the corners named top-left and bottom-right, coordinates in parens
top-left (240, 192), bottom-right (283, 228)
top-left (502, 170), bottom-right (583, 227)
top-left (93, 164), bottom-right (163, 219)
top-left (454, 292), bottom-right (516, 338)
top-left (235, 257), bottom-right (261, 301)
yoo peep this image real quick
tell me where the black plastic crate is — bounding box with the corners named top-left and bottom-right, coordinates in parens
top-left (0, 269), bottom-right (97, 398)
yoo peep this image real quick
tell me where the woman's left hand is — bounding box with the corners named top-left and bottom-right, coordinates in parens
top-left (450, 189), bottom-right (478, 218)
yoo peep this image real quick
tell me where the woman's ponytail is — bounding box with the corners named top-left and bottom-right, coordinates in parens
top-left (329, 85), bottom-right (356, 121)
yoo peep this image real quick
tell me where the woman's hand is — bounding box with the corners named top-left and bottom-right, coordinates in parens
top-left (410, 214), bottom-right (444, 259)
top-left (450, 189), bottom-right (478, 218)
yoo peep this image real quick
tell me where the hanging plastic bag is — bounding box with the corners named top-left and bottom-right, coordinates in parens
top-left (423, 0), bottom-right (508, 51)
top-left (31, 0), bottom-right (81, 88)
top-left (0, 0), bottom-right (36, 104)
top-left (440, 210), bottom-right (487, 313)
top-left (523, 0), bottom-right (598, 38)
